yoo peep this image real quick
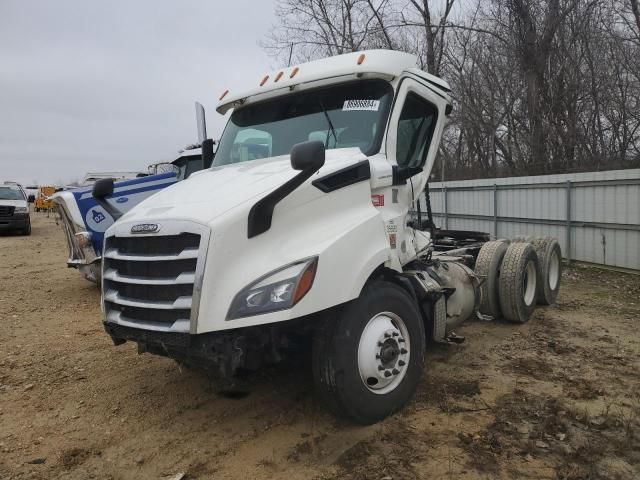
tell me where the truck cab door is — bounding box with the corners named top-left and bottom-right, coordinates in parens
top-left (372, 76), bottom-right (450, 267)
top-left (385, 76), bottom-right (450, 198)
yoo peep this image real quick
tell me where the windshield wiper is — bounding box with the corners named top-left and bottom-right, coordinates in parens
top-left (319, 100), bottom-right (338, 149)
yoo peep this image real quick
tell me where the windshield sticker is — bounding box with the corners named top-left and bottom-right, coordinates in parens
top-left (343, 99), bottom-right (380, 111)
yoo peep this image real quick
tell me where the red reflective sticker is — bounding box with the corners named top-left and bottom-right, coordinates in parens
top-left (371, 194), bottom-right (384, 207)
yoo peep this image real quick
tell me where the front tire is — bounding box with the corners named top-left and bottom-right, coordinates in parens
top-left (22, 219), bottom-right (31, 236)
top-left (312, 280), bottom-right (426, 424)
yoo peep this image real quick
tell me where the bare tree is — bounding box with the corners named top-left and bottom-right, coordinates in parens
top-left (262, 0), bottom-right (399, 63)
top-left (263, 0), bottom-right (640, 178)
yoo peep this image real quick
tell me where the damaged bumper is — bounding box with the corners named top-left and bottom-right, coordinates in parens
top-left (53, 199), bottom-right (101, 283)
top-left (103, 321), bottom-right (280, 378)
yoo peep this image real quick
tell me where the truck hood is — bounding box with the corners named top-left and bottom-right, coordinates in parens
top-left (120, 148), bottom-right (368, 225)
top-left (0, 199), bottom-right (27, 208)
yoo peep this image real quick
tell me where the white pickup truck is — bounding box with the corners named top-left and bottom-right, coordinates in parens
top-left (0, 183), bottom-right (31, 235)
top-left (96, 50), bottom-right (562, 424)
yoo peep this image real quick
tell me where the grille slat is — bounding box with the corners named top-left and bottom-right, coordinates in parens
top-left (103, 248), bottom-right (199, 261)
top-left (109, 233), bottom-right (200, 255)
top-left (103, 268), bottom-right (195, 285)
top-left (106, 281), bottom-right (194, 303)
top-left (106, 302), bottom-right (191, 325)
top-left (103, 230), bottom-right (203, 330)
top-left (104, 258), bottom-right (197, 280)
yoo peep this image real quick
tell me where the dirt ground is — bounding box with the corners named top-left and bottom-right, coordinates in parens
top-left (1, 213), bottom-right (639, 480)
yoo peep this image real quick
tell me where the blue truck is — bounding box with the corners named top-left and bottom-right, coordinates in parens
top-left (53, 148), bottom-right (207, 282)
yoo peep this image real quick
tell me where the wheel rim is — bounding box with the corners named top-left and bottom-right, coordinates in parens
top-left (548, 251), bottom-right (560, 290)
top-left (523, 260), bottom-right (537, 306)
top-left (357, 312), bottom-right (410, 395)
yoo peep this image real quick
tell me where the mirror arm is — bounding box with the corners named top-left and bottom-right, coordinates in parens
top-left (201, 138), bottom-right (215, 171)
top-left (247, 166), bottom-right (318, 238)
top-left (247, 140), bottom-right (325, 238)
top-left (392, 165), bottom-right (423, 185)
top-left (94, 198), bottom-right (123, 221)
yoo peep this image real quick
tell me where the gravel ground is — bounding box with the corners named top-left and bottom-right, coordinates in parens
top-left (1, 213), bottom-right (639, 480)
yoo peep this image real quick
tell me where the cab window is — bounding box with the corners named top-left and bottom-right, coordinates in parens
top-left (396, 93), bottom-right (437, 168)
top-left (228, 129), bottom-right (272, 163)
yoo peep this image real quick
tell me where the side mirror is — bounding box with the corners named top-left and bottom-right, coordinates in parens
top-left (290, 140), bottom-right (325, 171)
top-left (92, 178), bottom-right (114, 200)
top-left (92, 178), bottom-right (122, 221)
top-left (27, 195), bottom-right (35, 203)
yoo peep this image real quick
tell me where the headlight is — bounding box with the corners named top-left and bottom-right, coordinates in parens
top-left (227, 257), bottom-right (318, 320)
top-left (14, 206), bottom-right (28, 214)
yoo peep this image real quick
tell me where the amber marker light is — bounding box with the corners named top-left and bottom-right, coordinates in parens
top-left (219, 89), bottom-right (229, 100)
top-left (260, 75), bottom-right (269, 86)
top-left (274, 71), bottom-right (284, 82)
top-left (357, 53), bottom-right (366, 65)
top-left (293, 258), bottom-right (318, 305)
top-left (289, 67), bottom-right (299, 78)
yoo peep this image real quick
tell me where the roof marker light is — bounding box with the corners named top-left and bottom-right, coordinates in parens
top-left (274, 71), bottom-right (284, 82)
top-left (289, 67), bottom-right (299, 78)
top-left (219, 89), bottom-right (229, 100)
top-left (357, 53), bottom-right (366, 65)
top-left (260, 75), bottom-right (269, 86)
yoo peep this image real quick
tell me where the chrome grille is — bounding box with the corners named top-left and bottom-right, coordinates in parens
top-left (102, 226), bottom-right (209, 333)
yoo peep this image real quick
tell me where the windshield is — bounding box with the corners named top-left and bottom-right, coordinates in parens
top-left (0, 186), bottom-right (25, 200)
top-left (214, 79), bottom-right (393, 166)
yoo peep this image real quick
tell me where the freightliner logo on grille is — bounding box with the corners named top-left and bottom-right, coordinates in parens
top-left (131, 223), bottom-right (160, 234)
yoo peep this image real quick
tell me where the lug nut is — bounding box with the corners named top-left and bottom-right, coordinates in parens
top-left (392, 332), bottom-right (399, 337)
top-left (384, 332), bottom-right (391, 338)
top-left (392, 368), bottom-right (400, 375)
top-left (398, 338), bottom-right (406, 343)
top-left (378, 365), bottom-right (385, 371)
top-left (377, 341), bottom-right (384, 347)
top-left (400, 348), bottom-right (408, 354)
top-left (384, 370), bottom-right (392, 377)
top-left (398, 360), bottom-right (406, 366)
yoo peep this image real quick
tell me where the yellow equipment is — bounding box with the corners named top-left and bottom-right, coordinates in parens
top-left (34, 186), bottom-right (56, 212)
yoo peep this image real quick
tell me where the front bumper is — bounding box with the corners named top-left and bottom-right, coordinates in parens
top-left (0, 214), bottom-right (29, 232)
top-left (103, 321), bottom-right (274, 376)
top-left (53, 202), bottom-right (100, 282)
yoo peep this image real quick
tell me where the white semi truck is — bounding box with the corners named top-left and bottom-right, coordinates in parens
top-left (94, 50), bottom-right (562, 424)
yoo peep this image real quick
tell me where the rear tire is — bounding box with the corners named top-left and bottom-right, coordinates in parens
top-left (312, 280), bottom-right (426, 424)
top-left (530, 237), bottom-right (562, 305)
top-left (499, 242), bottom-right (539, 323)
top-left (475, 240), bottom-right (509, 319)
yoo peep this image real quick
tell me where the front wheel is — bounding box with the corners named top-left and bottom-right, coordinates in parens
top-left (312, 280), bottom-right (426, 424)
top-left (22, 219), bottom-right (31, 236)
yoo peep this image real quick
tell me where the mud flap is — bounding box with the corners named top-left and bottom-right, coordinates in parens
top-left (404, 270), bottom-right (447, 343)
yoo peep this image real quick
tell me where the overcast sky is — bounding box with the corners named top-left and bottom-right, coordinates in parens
top-left (0, 0), bottom-right (275, 185)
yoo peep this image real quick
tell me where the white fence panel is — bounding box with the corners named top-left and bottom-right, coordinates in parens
top-left (424, 169), bottom-right (640, 270)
